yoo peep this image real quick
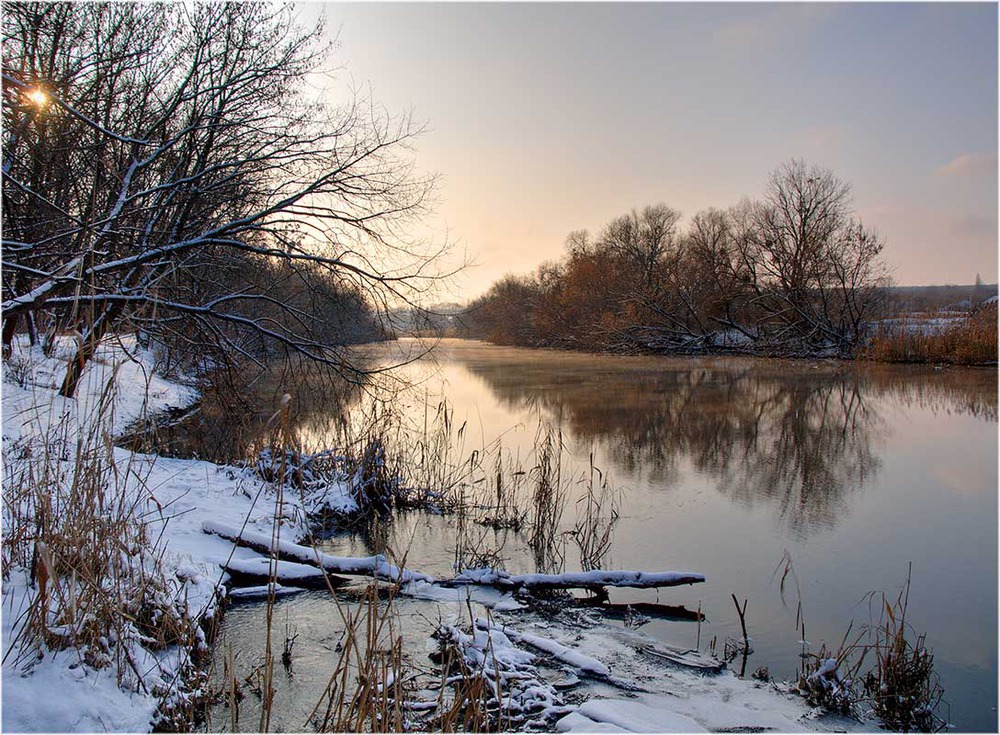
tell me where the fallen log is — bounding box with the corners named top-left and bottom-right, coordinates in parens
top-left (638, 644), bottom-right (726, 673)
top-left (475, 618), bottom-right (645, 692)
top-left (569, 597), bottom-right (705, 622)
top-left (203, 521), bottom-right (704, 593)
top-left (228, 584), bottom-right (309, 600)
top-left (203, 521), bottom-right (434, 584)
top-left (222, 556), bottom-right (350, 590)
top-left (439, 568), bottom-right (705, 592)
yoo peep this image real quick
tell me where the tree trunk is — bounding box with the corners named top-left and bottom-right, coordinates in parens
top-left (2, 314), bottom-right (18, 358)
top-left (58, 303), bottom-right (121, 398)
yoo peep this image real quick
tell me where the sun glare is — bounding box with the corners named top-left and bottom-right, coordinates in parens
top-left (27, 88), bottom-right (48, 107)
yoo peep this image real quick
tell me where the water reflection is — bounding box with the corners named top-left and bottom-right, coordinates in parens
top-left (131, 357), bottom-right (374, 462)
top-left (438, 343), bottom-right (996, 536)
top-left (194, 341), bottom-right (996, 732)
top-left (154, 339), bottom-right (996, 539)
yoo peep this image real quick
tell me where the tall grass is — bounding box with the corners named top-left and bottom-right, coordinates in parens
top-left (775, 554), bottom-right (945, 731)
top-left (571, 454), bottom-right (620, 572)
top-left (865, 305), bottom-right (997, 365)
top-left (2, 368), bottom-right (210, 727)
top-left (308, 581), bottom-right (410, 732)
top-left (430, 621), bottom-right (509, 732)
top-left (527, 424), bottom-right (567, 575)
top-left (860, 567), bottom-right (946, 732)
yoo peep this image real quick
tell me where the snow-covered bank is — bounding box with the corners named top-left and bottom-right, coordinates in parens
top-left (1, 337), bottom-right (352, 731)
top-left (3, 336), bottom-right (839, 732)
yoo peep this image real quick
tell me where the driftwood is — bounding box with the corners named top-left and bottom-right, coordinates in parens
top-left (222, 556), bottom-right (349, 590)
top-left (438, 568), bottom-right (705, 592)
top-left (638, 644), bottom-right (726, 673)
top-left (203, 521), bottom-right (433, 584)
top-left (203, 520), bottom-right (704, 593)
top-left (475, 618), bottom-right (646, 692)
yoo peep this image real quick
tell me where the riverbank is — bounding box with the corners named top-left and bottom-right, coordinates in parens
top-left (0, 334), bottom-right (902, 731)
top-left (457, 299), bottom-right (998, 368)
top-left (1, 335), bottom-right (353, 730)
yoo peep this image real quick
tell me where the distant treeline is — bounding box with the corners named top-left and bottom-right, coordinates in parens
top-left (886, 283), bottom-right (997, 313)
top-left (462, 160), bottom-right (980, 358)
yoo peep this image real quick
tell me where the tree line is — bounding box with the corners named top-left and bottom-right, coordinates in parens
top-left (2, 3), bottom-right (447, 397)
top-left (466, 160), bottom-right (890, 358)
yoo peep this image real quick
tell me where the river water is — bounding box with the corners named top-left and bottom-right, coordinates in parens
top-left (203, 339), bottom-right (998, 732)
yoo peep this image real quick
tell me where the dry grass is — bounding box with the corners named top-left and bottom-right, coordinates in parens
top-left (775, 554), bottom-right (945, 731)
top-left (1, 370), bottom-right (209, 726)
top-left (527, 424), bottom-right (568, 574)
top-left (308, 582), bottom-right (410, 732)
top-left (865, 305), bottom-right (997, 365)
top-left (571, 454), bottom-right (621, 572)
top-left (430, 623), bottom-right (508, 732)
top-left (859, 568), bottom-right (946, 732)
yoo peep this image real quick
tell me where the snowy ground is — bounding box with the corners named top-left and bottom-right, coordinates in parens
top-left (2, 335), bottom-right (847, 732)
top-left (1, 337), bottom-right (350, 731)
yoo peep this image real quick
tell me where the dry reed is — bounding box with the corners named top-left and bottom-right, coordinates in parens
top-left (865, 305), bottom-right (997, 365)
top-left (2, 367), bottom-right (210, 727)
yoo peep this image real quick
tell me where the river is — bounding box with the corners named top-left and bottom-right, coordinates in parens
top-left (197, 338), bottom-right (997, 732)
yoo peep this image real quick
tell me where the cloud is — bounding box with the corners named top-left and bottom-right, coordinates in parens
top-left (938, 152), bottom-right (998, 177)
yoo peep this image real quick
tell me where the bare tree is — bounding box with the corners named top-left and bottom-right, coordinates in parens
top-left (564, 229), bottom-right (593, 258)
top-left (463, 161), bottom-right (889, 358)
top-left (2, 3), bottom-right (449, 396)
top-left (684, 207), bottom-right (741, 321)
top-left (599, 203), bottom-right (681, 286)
top-left (748, 159), bottom-right (887, 352)
top-left (758, 159), bottom-right (852, 293)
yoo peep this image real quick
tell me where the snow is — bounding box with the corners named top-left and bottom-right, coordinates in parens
top-left (223, 555), bottom-right (330, 581)
top-left (477, 618), bottom-right (612, 678)
top-left (2, 334), bottom-right (839, 733)
top-left (402, 579), bottom-right (524, 611)
top-left (557, 688), bottom-right (822, 733)
top-left (2, 643), bottom-right (159, 732)
top-left (202, 520), bottom-right (434, 584)
top-left (873, 315), bottom-right (966, 336)
top-left (565, 698), bottom-right (706, 732)
top-left (446, 567), bottom-right (705, 590)
top-left (1, 336), bottom-right (323, 732)
top-left (508, 569), bottom-right (705, 589)
top-left (226, 584), bottom-right (307, 599)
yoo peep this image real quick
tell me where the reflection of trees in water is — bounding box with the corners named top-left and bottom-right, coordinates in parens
top-left (140, 357), bottom-right (371, 462)
top-left (712, 379), bottom-right (880, 536)
top-left (458, 352), bottom-right (996, 535)
top-left (857, 365), bottom-right (998, 423)
top-left (156, 340), bottom-right (995, 536)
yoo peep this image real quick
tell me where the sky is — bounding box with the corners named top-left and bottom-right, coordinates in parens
top-left (302, 2), bottom-right (998, 300)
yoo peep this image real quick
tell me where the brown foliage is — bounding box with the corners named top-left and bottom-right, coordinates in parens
top-left (467, 160), bottom-right (891, 358)
top-left (865, 304), bottom-right (997, 365)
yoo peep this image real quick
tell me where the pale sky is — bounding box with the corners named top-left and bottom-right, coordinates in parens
top-left (304, 2), bottom-right (998, 300)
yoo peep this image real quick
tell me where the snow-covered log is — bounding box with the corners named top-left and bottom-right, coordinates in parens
top-left (203, 522), bottom-right (704, 593)
top-left (222, 556), bottom-right (349, 590)
top-left (202, 521), bottom-right (434, 584)
top-left (441, 567), bottom-right (705, 592)
top-left (475, 618), bottom-right (612, 679)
